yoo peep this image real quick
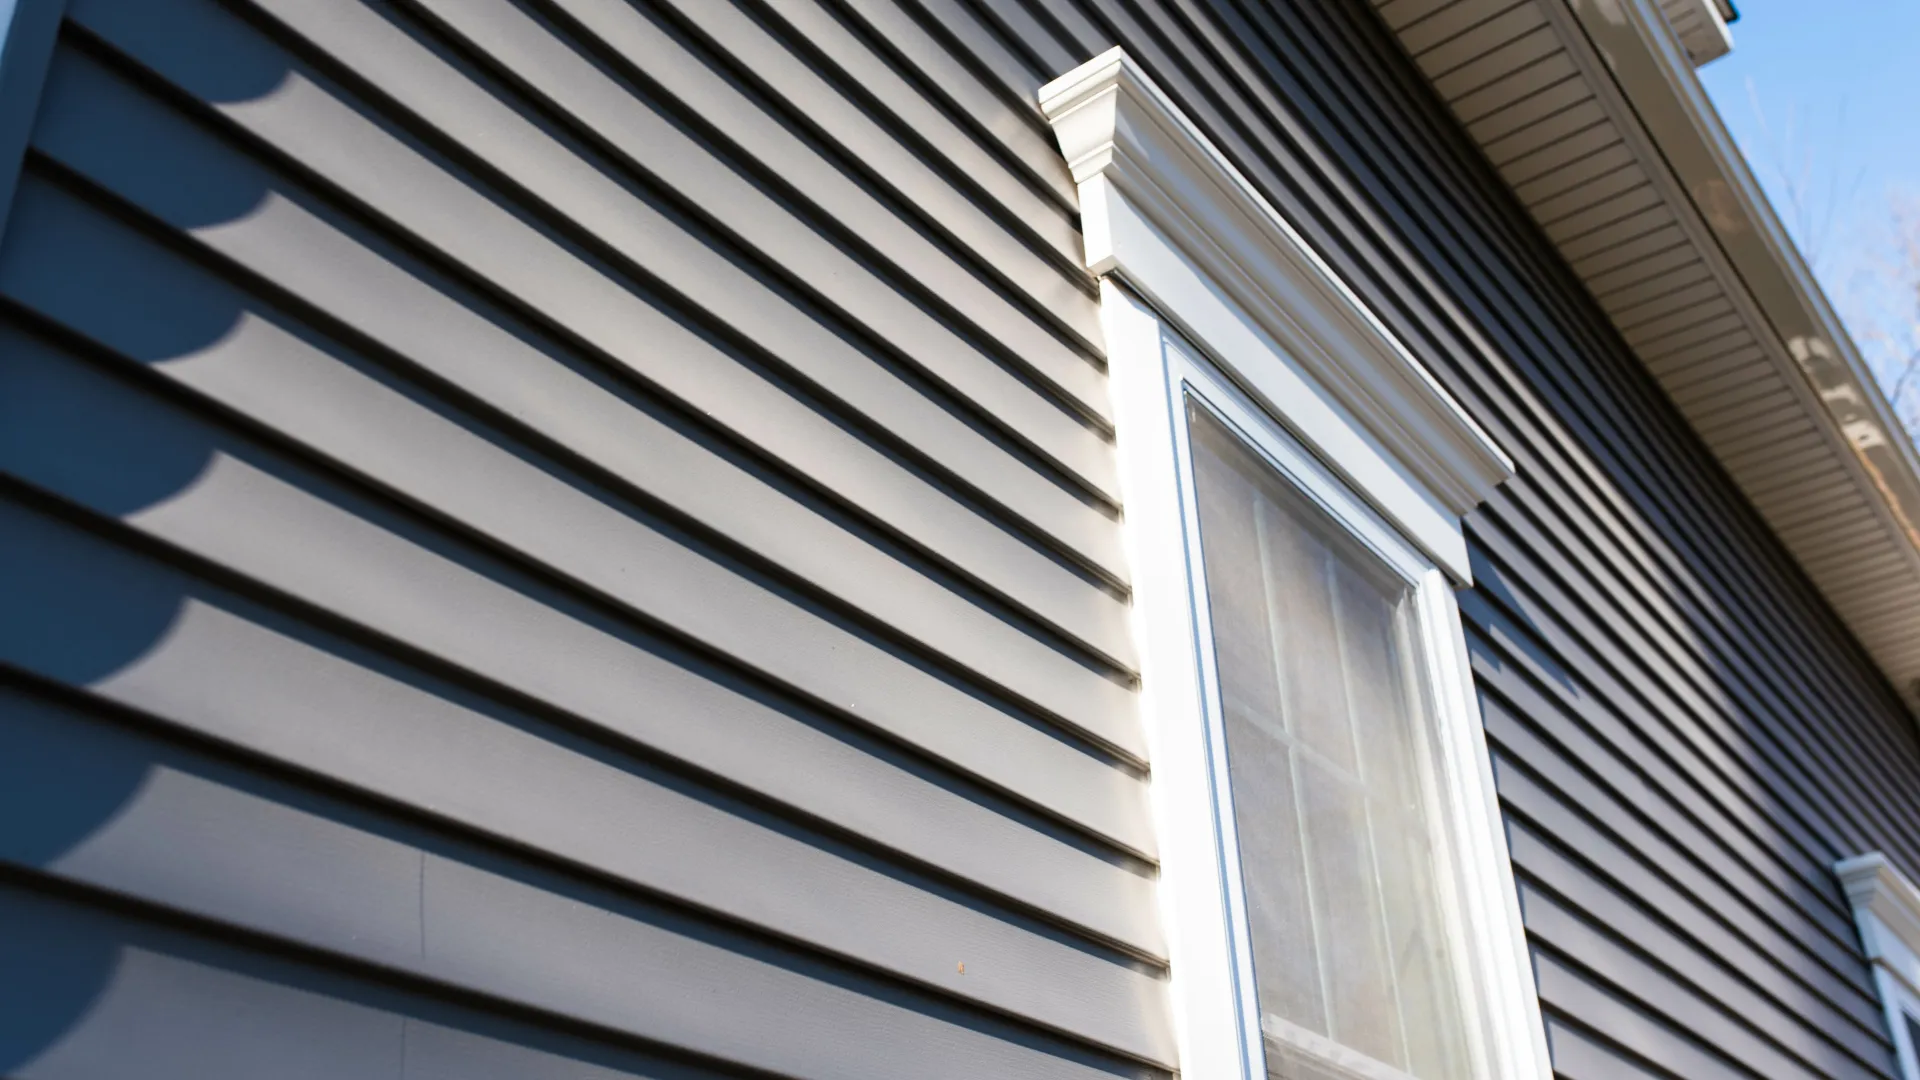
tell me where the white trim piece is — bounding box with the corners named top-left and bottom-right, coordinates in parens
top-left (1099, 279), bottom-right (1254, 1080)
top-left (1039, 48), bottom-right (1513, 584)
top-left (1262, 1012), bottom-right (1423, 1080)
top-left (1167, 345), bottom-right (1268, 1080)
top-left (1838, 852), bottom-right (1920, 997)
top-left (1654, 0), bottom-right (1733, 66)
top-left (1417, 569), bottom-right (1553, 1080)
top-left (1887, 982), bottom-right (1920, 1080)
top-left (1837, 853), bottom-right (1920, 1079)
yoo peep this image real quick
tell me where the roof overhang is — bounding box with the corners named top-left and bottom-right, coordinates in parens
top-left (1374, 0), bottom-right (1920, 712)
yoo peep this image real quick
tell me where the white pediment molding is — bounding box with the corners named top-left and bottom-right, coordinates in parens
top-left (1839, 852), bottom-right (1920, 998)
top-left (1038, 48), bottom-right (1513, 524)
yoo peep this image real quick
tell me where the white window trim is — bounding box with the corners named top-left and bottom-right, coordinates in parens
top-left (1038, 48), bottom-right (1549, 1080)
top-left (1041, 49), bottom-right (1510, 583)
top-left (1838, 853), bottom-right (1920, 1079)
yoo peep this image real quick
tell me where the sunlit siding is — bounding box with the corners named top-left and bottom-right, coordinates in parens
top-left (0, 0), bottom-right (1168, 1076)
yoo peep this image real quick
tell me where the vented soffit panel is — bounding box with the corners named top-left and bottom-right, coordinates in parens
top-left (1372, 0), bottom-right (1920, 714)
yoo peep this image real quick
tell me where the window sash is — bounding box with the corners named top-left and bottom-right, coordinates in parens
top-left (1165, 334), bottom-right (1500, 1080)
top-left (1186, 399), bottom-right (1473, 1080)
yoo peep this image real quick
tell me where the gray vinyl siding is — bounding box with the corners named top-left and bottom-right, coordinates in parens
top-left (5, 2), bottom-right (1920, 1080)
top-left (0, 0), bottom-right (1169, 1076)
top-left (959, 2), bottom-right (1920, 1079)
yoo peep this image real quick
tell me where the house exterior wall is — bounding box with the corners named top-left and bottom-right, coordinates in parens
top-left (0, 0), bottom-right (1164, 1075)
top-left (0, 2), bottom-right (1916, 1080)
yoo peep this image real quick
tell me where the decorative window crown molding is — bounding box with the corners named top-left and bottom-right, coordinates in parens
top-left (1838, 853), bottom-right (1920, 1079)
top-left (1038, 49), bottom-right (1513, 528)
top-left (1839, 852), bottom-right (1920, 995)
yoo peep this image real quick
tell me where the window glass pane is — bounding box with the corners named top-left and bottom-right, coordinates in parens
top-left (1188, 400), bottom-right (1472, 1080)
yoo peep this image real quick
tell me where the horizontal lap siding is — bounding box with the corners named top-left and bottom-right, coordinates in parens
top-left (8, 2), bottom-right (1919, 1080)
top-left (0, 0), bottom-right (1174, 1076)
top-left (918, 1), bottom-right (1920, 1080)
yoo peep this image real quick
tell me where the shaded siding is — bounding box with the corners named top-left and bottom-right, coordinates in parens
top-left (935, 0), bottom-right (1920, 1078)
top-left (0, 0), bottom-right (1172, 1076)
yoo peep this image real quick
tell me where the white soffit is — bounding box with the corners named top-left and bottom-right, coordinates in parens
top-left (1038, 49), bottom-right (1514, 542)
top-left (1373, 0), bottom-right (1920, 713)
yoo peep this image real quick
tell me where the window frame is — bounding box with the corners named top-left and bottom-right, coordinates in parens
top-left (1174, 337), bottom-right (1489, 1080)
top-left (1040, 47), bottom-right (1550, 1080)
top-left (1889, 986), bottom-right (1920, 1080)
top-left (1153, 311), bottom-right (1536, 1080)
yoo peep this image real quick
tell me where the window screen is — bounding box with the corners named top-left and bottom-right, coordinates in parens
top-left (1188, 400), bottom-right (1472, 1080)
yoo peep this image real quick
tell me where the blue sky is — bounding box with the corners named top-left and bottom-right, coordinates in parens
top-left (1697, 1), bottom-right (1920, 431)
top-left (1699, 1), bottom-right (1920, 270)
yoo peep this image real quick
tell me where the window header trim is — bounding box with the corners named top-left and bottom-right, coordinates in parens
top-left (1038, 48), bottom-right (1513, 552)
top-left (1839, 853), bottom-right (1920, 997)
